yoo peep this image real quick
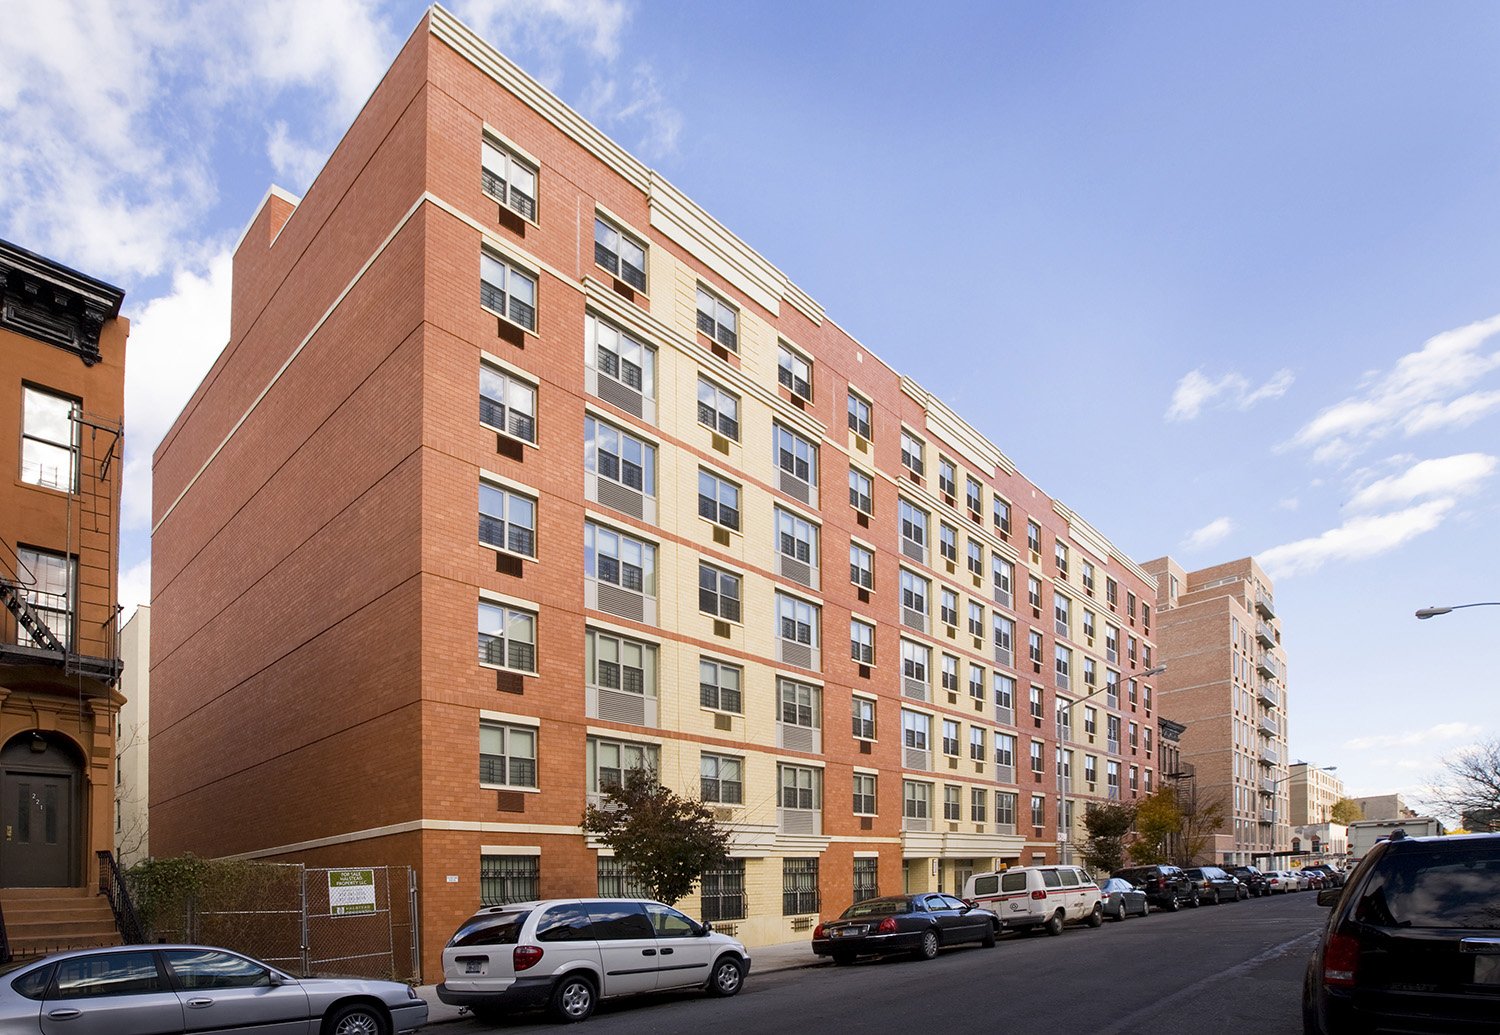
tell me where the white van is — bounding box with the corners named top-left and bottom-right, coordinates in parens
top-left (962, 865), bottom-right (1103, 935)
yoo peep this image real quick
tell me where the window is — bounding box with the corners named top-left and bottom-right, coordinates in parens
top-left (1083, 657), bottom-right (1097, 688)
top-left (993, 614), bottom-right (1014, 666)
top-left (994, 733), bottom-right (1015, 774)
top-left (697, 378), bottom-right (740, 440)
top-left (597, 858), bottom-right (648, 900)
top-left (1081, 560), bottom-right (1095, 595)
top-left (588, 314), bottom-right (655, 402)
top-left (481, 855), bottom-right (539, 906)
top-left (585, 417), bottom-right (656, 495)
top-left (906, 781), bottom-right (934, 821)
top-left (1085, 755), bottom-right (1097, 785)
top-left (776, 594), bottom-right (820, 661)
top-left (939, 784), bottom-right (959, 822)
top-left (994, 495), bottom-right (1012, 535)
top-left (940, 718), bottom-right (959, 756)
top-left (848, 467), bottom-right (874, 515)
top-left (1029, 685), bottom-right (1044, 722)
top-left (853, 773), bottom-right (877, 815)
top-left (939, 588), bottom-right (958, 628)
top-left (994, 674), bottom-right (1015, 722)
top-left (900, 570), bottom-right (930, 625)
top-left (966, 539), bottom-right (984, 578)
top-left (1054, 594), bottom-right (1070, 638)
top-left (479, 363), bottom-right (537, 442)
top-left (773, 423), bottom-right (818, 496)
top-left (853, 857), bottom-right (878, 902)
top-left (700, 658), bottom-right (743, 713)
top-left (939, 522), bottom-right (958, 564)
top-left (778, 342), bottom-right (813, 400)
top-left (1127, 591), bottom-right (1137, 620)
top-left (1129, 721), bottom-right (1139, 752)
top-left (783, 857), bottom-right (819, 915)
top-left (1054, 645), bottom-right (1071, 690)
top-left (1026, 520), bottom-right (1041, 555)
top-left (1105, 669), bottom-right (1120, 707)
top-left (20, 386), bottom-right (77, 491)
top-left (965, 476), bottom-right (983, 516)
top-left (1030, 795), bottom-right (1046, 829)
top-left (585, 519), bottom-right (656, 596)
top-left (967, 602), bottom-right (984, 639)
top-left (698, 563), bottom-right (742, 622)
top-left (1105, 625), bottom-right (1120, 663)
top-left (992, 557), bottom-right (1013, 608)
top-left (1107, 714), bottom-right (1122, 752)
top-left (480, 252), bottom-right (537, 331)
top-left (1107, 760), bottom-right (1120, 797)
top-left (1128, 678), bottom-right (1139, 709)
top-left (1028, 629), bottom-right (1043, 666)
top-left (775, 507), bottom-right (818, 568)
top-left (900, 430), bottom-right (925, 478)
top-left (587, 630), bottom-right (657, 698)
top-left (480, 722), bottom-right (537, 787)
top-left (481, 137), bottom-right (537, 219)
top-left (1143, 603), bottom-right (1151, 630)
top-left (480, 482), bottom-right (537, 557)
top-left (970, 726), bottom-right (986, 762)
top-left (849, 542), bottom-right (875, 590)
top-left (594, 217), bottom-right (645, 289)
top-left (940, 653), bottom-right (959, 693)
top-left (1082, 608), bottom-right (1096, 642)
top-left (996, 792), bottom-right (1016, 828)
top-left (16, 547), bottom-right (73, 648)
top-left (162, 949), bottom-right (271, 990)
top-left (698, 470), bottom-right (741, 531)
top-left (852, 696), bottom-right (876, 740)
top-left (847, 391), bottom-right (872, 439)
top-left (478, 600), bottom-right (536, 672)
top-left (1106, 577), bottom-right (1119, 608)
top-left (701, 754), bottom-right (743, 804)
top-left (696, 285), bottom-right (738, 350)
top-left (700, 860), bottom-right (746, 922)
top-left (779, 678), bottom-right (822, 732)
top-left (1054, 541), bottom-right (1069, 577)
top-left (900, 500), bottom-right (929, 562)
top-left (1128, 635), bottom-right (1139, 665)
top-left (588, 738), bottom-right (658, 794)
top-left (1083, 706), bottom-right (1098, 738)
top-left (938, 457), bottom-right (957, 497)
top-left (901, 639), bottom-right (930, 691)
top-left (1143, 643), bottom-right (1153, 667)
top-left (971, 788), bottom-right (988, 824)
top-left (850, 619), bottom-right (876, 664)
top-left (1027, 576), bottom-right (1043, 612)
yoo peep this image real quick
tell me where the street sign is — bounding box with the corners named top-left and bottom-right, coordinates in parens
top-left (328, 868), bottom-right (377, 916)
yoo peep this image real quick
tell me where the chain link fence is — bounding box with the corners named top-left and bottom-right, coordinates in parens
top-left (130, 860), bottom-right (418, 981)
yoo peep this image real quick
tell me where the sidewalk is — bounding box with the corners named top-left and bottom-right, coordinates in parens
top-left (416, 940), bottom-right (824, 1025)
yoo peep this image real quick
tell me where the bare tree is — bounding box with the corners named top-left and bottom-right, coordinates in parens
top-left (1428, 739), bottom-right (1500, 831)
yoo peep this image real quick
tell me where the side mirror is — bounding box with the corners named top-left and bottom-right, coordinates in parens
top-left (268, 971), bottom-right (293, 986)
top-left (1316, 889), bottom-right (1341, 908)
top-left (698, 921), bottom-right (713, 936)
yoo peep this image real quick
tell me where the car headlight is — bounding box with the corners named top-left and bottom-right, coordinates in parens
top-left (407, 984), bottom-right (421, 1000)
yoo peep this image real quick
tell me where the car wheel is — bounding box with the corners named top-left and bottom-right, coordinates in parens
top-left (325, 1003), bottom-right (389, 1035)
top-left (1044, 911), bottom-right (1065, 936)
top-left (1188, 892), bottom-right (1201, 908)
top-left (549, 974), bottom-right (596, 1024)
top-left (913, 928), bottom-right (940, 961)
top-left (1086, 903), bottom-right (1103, 928)
top-left (1115, 901), bottom-right (1128, 922)
top-left (708, 955), bottom-right (745, 997)
top-left (1166, 893), bottom-right (1180, 912)
top-left (981, 922), bottom-right (997, 948)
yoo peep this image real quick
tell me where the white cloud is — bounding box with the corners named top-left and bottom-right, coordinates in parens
top-left (1347, 453), bottom-right (1496, 512)
top-left (1257, 499), bottom-right (1454, 578)
top-left (1183, 516), bottom-right (1234, 551)
top-left (120, 251), bottom-right (234, 531)
top-left (1165, 367), bottom-right (1293, 422)
top-left (118, 559), bottom-right (152, 620)
top-left (1292, 313), bottom-right (1500, 461)
top-left (267, 120), bottom-right (330, 189)
top-left (1344, 722), bottom-right (1482, 751)
top-left (1277, 497), bottom-right (1300, 511)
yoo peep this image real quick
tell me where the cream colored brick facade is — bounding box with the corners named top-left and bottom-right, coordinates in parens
top-left (1289, 761), bottom-right (1346, 826)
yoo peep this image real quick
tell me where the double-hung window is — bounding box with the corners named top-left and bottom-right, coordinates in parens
top-left (585, 417), bottom-right (656, 520)
top-left (480, 363), bottom-right (537, 442)
top-left (1031, 794), bottom-right (1046, 829)
top-left (852, 696), bottom-right (877, 740)
top-left (968, 662), bottom-right (986, 702)
top-left (1028, 629), bottom-right (1044, 667)
top-left (994, 496), bottom-right (1012, 535)
top-left (849, 542), bottom-right (875, 590)
top-left (1105, 625), bottom-right (1120, 664)
top-left (900, 429), bottom-right (925, 478)
top-left (850, 619), bottom-right (875, 665)
top-left (698, 470), bottom-right (741, 531)
top-left (971, 788), bottom-right (988, 824)
top-left (901, 640), bottom-right (930, 702)
top-left (904, 782), bottom-right (933, 829)
top-left (1030, 740), bottom-right (1045, 775)
top-left (700, 754), bottom-right (743, 804)
top-left (899, 499), bottom-right (929, 563)
top-left (940, 654), bottom-right (959, 693)
top-left (938, 457), bottom-right (956, 498)
top-left (965, 477), bottom-right (983, 516)
top-left (995, 733), bottom-right (1016, 781)
top-left (968, 601), bottom-right (985, 639)
top-left (994, 673), bottom-right (1015, 725)
top-left (1081, 560), bottom-right (1096, 595)
top-left (778, 342), bottom-right (812, 400)
top-left (1055, 541), bottom-right (1069, 577)
top-left (697, 378), bottom-right (740, 440)
top-left (899, 570), bottom-right (929, 631)
top-left (938, 523), bottom-right (958, 565)
top-left (939, 588), bottom-right (959, 628)
top-left (696, 285), bottom-right (738, 350)
top-left (480, 481), bottom-right (536, 557)
top-left (1082, 609), bottom-right (1096, 643)
top-left (776, 593), bottom-right (820, 669)
top-left (1026, 520), bottom-right (1041, 555)
top-left (992, 557), bottom-right (1013, 608)
top-left (699, 563), bottom-right (742, 623)
top-left (1083, 657), bottom-right (1097, 688)
top-left (478, 600), bottom-right (537, 673)
top-left (970, 726), bottom-right (987, 762)
top-left (594, 216), bottom-right (646, 290)
top-left (587, 629), bottom-right (657, 700)
top-left (996, 791), bottom-right (1017, 829)
top-left (993, 614), bottom-right (1015, 667)
top-left (16, 547), bottom-right (72, 649)
top-left (847, 391), bottom-right (872, 439)
top-left (700, 658), bottom-right (742, 713)
top-left (905, 711), bottom-right (933, 763)
top-left (773, 423), bottom-right (818, 505)
top-left (849, 467), bottom-right (874, 516)
top-left (1055, 645), bottom-right (1072, 690)
top-left (588, 738), bottom-right (658, 796)
top-left (1027, 576), bottom-right (1043, 613)
top-left (1029, 685), bottom-right (1044, 722)
top-left (852, 773), bottom-right (877, 815)
top-left (782, 855), bottom-right (820, 912)
top-left (480, 252), bottom-right (537, 331)
top-left (481, 137), bottom-right (537, 220)
top-left (1054, 594), bottom-right (1071, 638)
top-left (778, 679), bottom-right (822, 755)
top-left (775, 507), bottom-right (818, 587)
top-left (480, 721), bottom-right (537, 787)
top-left (588, 316), bottom-right (655, 419)
top-left (939, 718), bottom-right (959, 757)
top-left (966, 539), bottom-right (984, 578)
top-left (20, 386), bottom-right (77, 491)
top-left (942, 785), bottom-right (961, 822)
top-left (585, 523), bottom-right (657, 623)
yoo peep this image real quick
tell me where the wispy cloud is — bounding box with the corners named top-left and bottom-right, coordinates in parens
top-left (1165, 367), bottom-right (1294, 422)
top-left (1291, 313), bottom-right (1500, 463)
top-left (1347, 453), bottom-right (1496, 512)
top-left (118, 558), bottom-right (152, 622)
top-left (1344, 722), bottom-right (1482, 751)
top-left (1183, 516), bottom-right (1234, 551)
top-left (1257, 499), bottom-right (1454, 578)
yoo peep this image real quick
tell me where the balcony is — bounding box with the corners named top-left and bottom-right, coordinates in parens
top-left (1259, 809), bottom-right (1275, 825)
top-left (1259, 746), bottom-right (1280, 767)
top-left (1256, 620), bottom-right (1275, 647)
top-left (1256, 653), bottom-right (1281, 680)
top-left (1259, 777), bottom-right (1276, 795)
top-left (1256, 589), bottom-right (1275, 618)
top-left (1259, 715), bottom-right (1279, 737)
top-left (1257, 682), bottom-right (1280, 708)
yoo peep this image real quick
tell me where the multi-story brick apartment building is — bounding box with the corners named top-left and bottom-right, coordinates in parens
top-left (1288, 759), bottom-right (1345, 826)
top-left (0, 238), bottom-right (127, 897)
top-left (149, 8), bottom-right (1160, 973)
top-left (1143, 556), bottom-right (1289, 866)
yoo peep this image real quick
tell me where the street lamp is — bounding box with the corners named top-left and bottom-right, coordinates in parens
top-left (1058, 663), bottom-right (1166, 865)
top-left (1416, 602), bottom-right (1500, 619)
top-left (1265, 762), bottom-right (1336, 870)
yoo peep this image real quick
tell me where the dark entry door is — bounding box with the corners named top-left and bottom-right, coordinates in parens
top-left (2, 769), bottom-right (74, 887)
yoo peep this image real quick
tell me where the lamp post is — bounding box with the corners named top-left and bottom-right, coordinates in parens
top-left (1265, 762), bottom-right (1336, 870)
top-left (1058, 663), bottom-right (1166, 865)
top-left (1415, 602), bottom-right (1500, 619)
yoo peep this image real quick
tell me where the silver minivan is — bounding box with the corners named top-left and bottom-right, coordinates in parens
top-left (437, 899), bottom-right (750, 1023)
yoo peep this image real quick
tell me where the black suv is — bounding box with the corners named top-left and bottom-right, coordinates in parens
top-left (1230, 865), bottom-right (1270, 897)
top-left (1303, 832), bottom-right (1500, 1033)
top-left (1113, 865), bottom-right (1198, 911)
top-left (1301, 863), bottom-right (1345, 888)
top-left (1184, 865), bottom-right (1243, 904)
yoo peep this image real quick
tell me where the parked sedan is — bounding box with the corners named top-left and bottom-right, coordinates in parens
top-left (1096, 878), bottom-right (1150, 921)
top-left (813, 894), bottom-right (998, 964)
top-left (1268, 870), bottom-right (1304, 893)
top-left (0, 944), bottom-right (427, 1034)
top-left (1184, 866), bottom-right (1242, 905)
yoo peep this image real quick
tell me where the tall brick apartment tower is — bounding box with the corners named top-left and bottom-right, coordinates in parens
top-left (150, 7), bottom-right (1161, 976)
top-left (1142, 556), bottom-right (1289, 867)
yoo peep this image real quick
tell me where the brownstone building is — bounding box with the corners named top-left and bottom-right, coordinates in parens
top-left (150, 9), bottom-right (1160, 976)
top-left (0, 239), bottom-right (127, 910)
top-left (1143, 556), bottom-right (1289, 865)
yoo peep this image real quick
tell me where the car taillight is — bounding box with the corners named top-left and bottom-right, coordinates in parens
top-left (1322, 932), bottom-right (1360, 988)
top-left (512, 945), bottom-right (544, 972)
top-left (1031, 890), bottom-right (1048, 900)
top-left (812, 923), bottom-right (825, 939)
top-left (877, 917), bottom-right (898, 934)
top-left (1155, 877), bottom-right (1166, 888)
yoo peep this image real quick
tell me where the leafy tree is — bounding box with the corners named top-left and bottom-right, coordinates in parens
top-left (1428, 739), bottom-right (1500, 830)
top-left (1130, 788), bottom-right (1181, 865)
top-left (1329, 798), bottom-right (1363, 825)
top-left (1079, 801), bottom-right (1137, 874)
top-left (581, 767), bottom-right (730, 906)
top-left (1178, 790), bottom-right (1229, 866)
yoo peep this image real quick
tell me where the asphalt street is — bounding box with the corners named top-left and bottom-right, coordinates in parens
top-left (445, 890), bottom-right (1328, 1034)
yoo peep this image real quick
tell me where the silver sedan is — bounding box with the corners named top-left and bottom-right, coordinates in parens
top-left (0, 944), bottom-right (427, 1034)
top-left (1095, 877), bottom-right (1150, 921)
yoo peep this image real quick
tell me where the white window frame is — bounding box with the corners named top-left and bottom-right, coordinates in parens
top-left (480, 481), bottom-right (537, 558)
top-left (480, 721), bottom-right (537, 788)
top-left (696, 284), bottom-right (738, 351)
top-left (478, 600), bottom-right (537, 673)
top-left (594, 215), bottom-right (646, 290)
top-left (697, 377), bottom-right (740, 440)
top-left (480, 251), bottom-right (538, 332)
top-left (778, 341), bottom-right (813, 401)
top-left (482, 136), bottom-right (538, 220)
top-left (480, 362), bottom-right (537, 443)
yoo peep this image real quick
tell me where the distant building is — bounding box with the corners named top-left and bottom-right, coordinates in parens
top-left (1348, 794), bottom-right (1414, 821)
top-left (1290, 823), bottom-right (1346, 863)
top-left (116, 605), bottom-right (150, 867)
top-left (1143, 556), bottom-right (1290, 867)
top-left (1289, 761), bottom-right (1346, 825)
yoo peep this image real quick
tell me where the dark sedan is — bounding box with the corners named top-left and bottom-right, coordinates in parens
top-left (812, 894), bottom-right (998, 964)
top-left (1096, 878), bottom-right (1150, 921)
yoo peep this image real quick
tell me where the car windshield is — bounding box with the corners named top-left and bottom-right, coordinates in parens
top-left (1355, 847), bottom-right (1500, 930)
top-left (841, 898), bottom-right (908, 918)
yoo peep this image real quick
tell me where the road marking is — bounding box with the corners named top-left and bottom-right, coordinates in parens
top-left (1091, 930), bottom-right (1321, 1035)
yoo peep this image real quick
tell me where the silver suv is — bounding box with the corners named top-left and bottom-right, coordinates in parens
top-left (437, 899), bottom-right (751, 1023)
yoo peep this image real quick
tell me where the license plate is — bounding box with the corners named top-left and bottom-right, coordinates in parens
top-left (1476, 957), bottom-right (1500, 984)
top-left (833, 926), bottom-right (865, 938)
top-left (465, 960), bottom-right (483, 974)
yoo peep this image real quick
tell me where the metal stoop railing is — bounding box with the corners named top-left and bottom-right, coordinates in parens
top-left (97, 850), bottom-right (144, 944)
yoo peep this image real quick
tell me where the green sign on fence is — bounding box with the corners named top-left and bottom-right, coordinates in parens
top-left (328, 868), bottom-right (376, 917)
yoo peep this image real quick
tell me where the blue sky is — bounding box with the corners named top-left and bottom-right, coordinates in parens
top-left (3, 1), bottom-right (1497, 813)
